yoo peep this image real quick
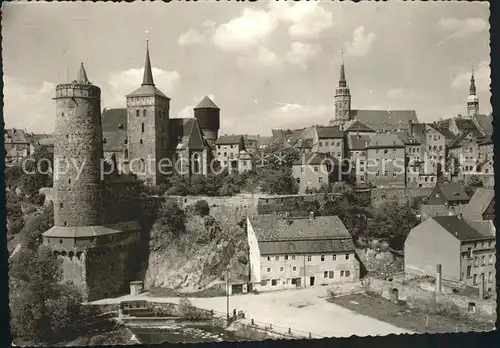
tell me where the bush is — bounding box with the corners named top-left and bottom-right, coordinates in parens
top-left (29, 192), bottom-right (46, 206)
top-left (178, 298), bottom-right (204, 320)
top-left (194, 200), bottom-right (210, 217)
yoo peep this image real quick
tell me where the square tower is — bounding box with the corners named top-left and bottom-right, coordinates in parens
top-left (126, 40), bottom-right (170, 185)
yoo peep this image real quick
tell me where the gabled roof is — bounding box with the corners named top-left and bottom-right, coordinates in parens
top-left (434, 182), bottom-right (469, 202)
top-left (249, 215), bottom-right (352, 242)
top-left (462, 188), bottom-right (494, 220)
top-left (351, 109), bottom-right (418, 131)
top-left (194, 96), bottom-right (219, 109)
top-left (343, 119), bottom-right (375, 133)
top-left (216, 134), bottom-right (244, 145)
top-left (432, 216), bottom-right (495, 242)
top-left (316, 126), bottom-right (343, 139)
top-left (448, 130), bottom-right (483, 149)
top-left (455, 118), bottom-right (479, 133)
top-left (170, 118), bottom-right (207, 150)
top-left (366, 133), bottom-right (404, 148)
top-left (347, 134), bottom-right (371, 151)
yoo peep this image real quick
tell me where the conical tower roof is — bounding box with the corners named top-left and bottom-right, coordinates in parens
top-left (142, 39), bottom-right (155, 86)
top-left (469, 69), bottom-right (477, 96)
top-left (76, 63), bottom-right (90, 84)
top-left (194, 96), bottom-right (219, 109)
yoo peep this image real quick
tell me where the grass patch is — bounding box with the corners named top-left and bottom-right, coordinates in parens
top-left (327, 293), bottom-right (494, 334)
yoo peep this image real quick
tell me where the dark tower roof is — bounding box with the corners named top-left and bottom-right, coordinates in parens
top-left (469, 69), bottom-right (476, 96)
top-left (338, 51), bottom-right (347, 88)
top-left (238, 135), bottom-right (246, 151)
top-left (195, 96), bottom-right (219, 109)
top-left (142, 39), bottom-right (155, 86)
top-left (76, 63), bottom-right (90, 84)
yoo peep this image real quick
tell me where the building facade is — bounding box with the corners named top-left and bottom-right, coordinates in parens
top-left (365, 133), bottom-right (406, 188)
top-left (247, 214), bottom-right (360, 292)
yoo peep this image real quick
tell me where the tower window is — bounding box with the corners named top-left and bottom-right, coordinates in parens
top-left (124, 139), bottom-right (128, 144)
top-left (136, 110), bottom-right (140, 117)
top-left (61, 112), bottom-right (64, 117)
top-left (140, 139), bottom-right (143, 144)
top-left (143, 109), bottom-right (147, 117)
top-left (68, 179), bottom-right (71, 184)
top-left (59, 203), bottom-right (63, 209)
top-left (141, 123), bottom-right (145, 133)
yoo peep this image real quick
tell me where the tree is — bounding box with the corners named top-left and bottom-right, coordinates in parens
top-left (20, 146), bottom-right (54, 196)
top-left (10, 246), bottom-right (88, 344)
top-left (259, 168), bottom-right (298, 195)
top-left (465, 174), bottom-right (483, 197)
top-left (166, 175), bottom-right (192, 196)
top-left (21, 202), bottom-right (54, 250)
top-left (194, 200), bottom-right (210, 217)
top-left (157, 200), bottom-right (186, 236)
top-left (370, 199), bottom-right (419, 249)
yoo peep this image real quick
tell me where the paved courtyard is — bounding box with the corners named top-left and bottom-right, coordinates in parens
top-left (91, 286), bottom-right (413, 338)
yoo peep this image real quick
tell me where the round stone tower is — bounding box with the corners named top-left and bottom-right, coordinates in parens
top-left (194, 96), bottom-right (220, 142)
top-left (53, 63), bottom-right (104, 227)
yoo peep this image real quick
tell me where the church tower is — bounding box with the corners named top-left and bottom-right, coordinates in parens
top-left (467, 69), bottom-right (480, 117)
top-left (333, 57), bottom-right (351, 124)
top-left (126, 37), bottom-right (170, 185)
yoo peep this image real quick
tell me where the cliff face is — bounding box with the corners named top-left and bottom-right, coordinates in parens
top-left (144, 212), bottom-right (249, 292)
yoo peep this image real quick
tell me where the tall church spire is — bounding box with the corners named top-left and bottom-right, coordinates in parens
top-left (469, 69), bottom-right (476, 96)
top-left (339, 50), bottom-right (347, 88)
top-left (142, 33), bottom-right (155, 86)
top-left (76, 63), bottom-right (90, 84)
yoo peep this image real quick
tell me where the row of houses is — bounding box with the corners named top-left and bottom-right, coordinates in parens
top-left (4, 128), bottom-right (54, 165)
top-left (405, 184), bottom-right (495, 292)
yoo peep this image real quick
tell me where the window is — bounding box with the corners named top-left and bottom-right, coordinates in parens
top-left (489, 255), bottom-right (494, 264)
top-left (143, 109), bottom-right (146, 117)
top-left (224, 152), bottom-right (227, 157)
top-left (488, 272), bottom-right (493, 282)
top-left (319, 141), bottom-right (322, 147)
top-left (285, 255), bottom-right (288, 260)
top-left (392, 172), bottom-right (397, 177)
top-left (230, 145), bottom-right (233, 149)
top-left (324, 271), bottom-right (328, 278)
top-left (292, 266), bottom-right (297, 271)
top-left (292, 255), bottom-right (296, 260)
top-left (68, 179), bottom-right (71, 184)
top-left (340, 271), bottom-right (345, 277)
top-left (314, 166), bottom-right (318, 172)
top-left (345, 270), bottom-right (351, 277)
top-left (267, 256), bottom-right (270, 261)
top-left (321, 255), bottom-right (325, 261)
top-left (384, 149), bottom-right (388, 154)
top-left (271, 279), bottom-right (277, 286)
top-left (393, 149), bottom-right (396, 154)
top-left (301, 166), bottom-right (304, 172)
top-left (345, 254), bottom-right (350, 260)
top-left (59, 239), bottom-right (63, 244)
top-left (473, 274), bottom-right (477, 285)
top-left (61, 112), bottom-right (65, 117)
top-left (140, 139), bottom-right (143, 144)
top-left (267, 268), bottom-right (271, 273)
top-left (280, 267), bottom-right (284, 272)
top-left (141, 123), bottom-right (145, 133)
top-left (275, 256), bottom-right (279, 261)
top-left (318, 177), bottom-right (323, 184)
top-left (59, 203), bottom-right (63, 209)
top-left (136, 110), bottom-right (140, 117)
top-left (481, 256), bottom-right (485, 265)
top-left (376, 149), bottom-right (379, 154)
top-left (474, 257), bottom-right (478, 267)
top-left (384, 171), bottom-right (388, 177)
top-left (307, 255), bottom-right (312, 262)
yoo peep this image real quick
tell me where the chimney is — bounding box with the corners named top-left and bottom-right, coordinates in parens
top-left (435, 264), bottom-right (442, 293)
top-left (309, 211), bottom-right (315, 220)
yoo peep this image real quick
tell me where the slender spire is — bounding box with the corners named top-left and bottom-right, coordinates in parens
top-left (76, 63), bottom-right (90, 84)
top-left (142, 32), bottom-right (155, 86)
top-left (339, 50), bottom-right (347, 88)
top-left (469, 68), bottom-right (476, 96)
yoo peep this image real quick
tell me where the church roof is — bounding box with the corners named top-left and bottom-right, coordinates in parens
top-left (170, 118), bottom-right (207, 150)
top-left (350, 109), bottom-right (418, 132)
top-left (473, 114), bottom-right (493, 136)
top-left (194, 96), bottom-right (219, 109)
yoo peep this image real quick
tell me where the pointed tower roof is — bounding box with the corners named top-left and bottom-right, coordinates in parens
top-left (142, 39), bottom-right (155, 86)
top-left (238, 135), bottom-right (246, 151)
top-left (126, 36), bottom-right (170, 100)
top-left (194, 96), bottom-right (219, 109)
top-left (338, 52), bottom-right (347, 88)
top-left (76, 63), bottom-right (90, 84)
top-left (469, 69), bottom-right (477, 96)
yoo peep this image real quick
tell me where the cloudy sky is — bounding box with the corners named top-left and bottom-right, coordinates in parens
top-left (2, 1), bottom-right (490, 136)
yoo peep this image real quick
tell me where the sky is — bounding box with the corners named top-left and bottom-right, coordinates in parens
top-left (2, 1), bottom-right (491, 136)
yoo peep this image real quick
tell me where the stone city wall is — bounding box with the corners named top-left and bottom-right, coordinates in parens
top-left (364, 277), bottom-right (496, 320)
top-left (370, 187), bottom-right (432, 206)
